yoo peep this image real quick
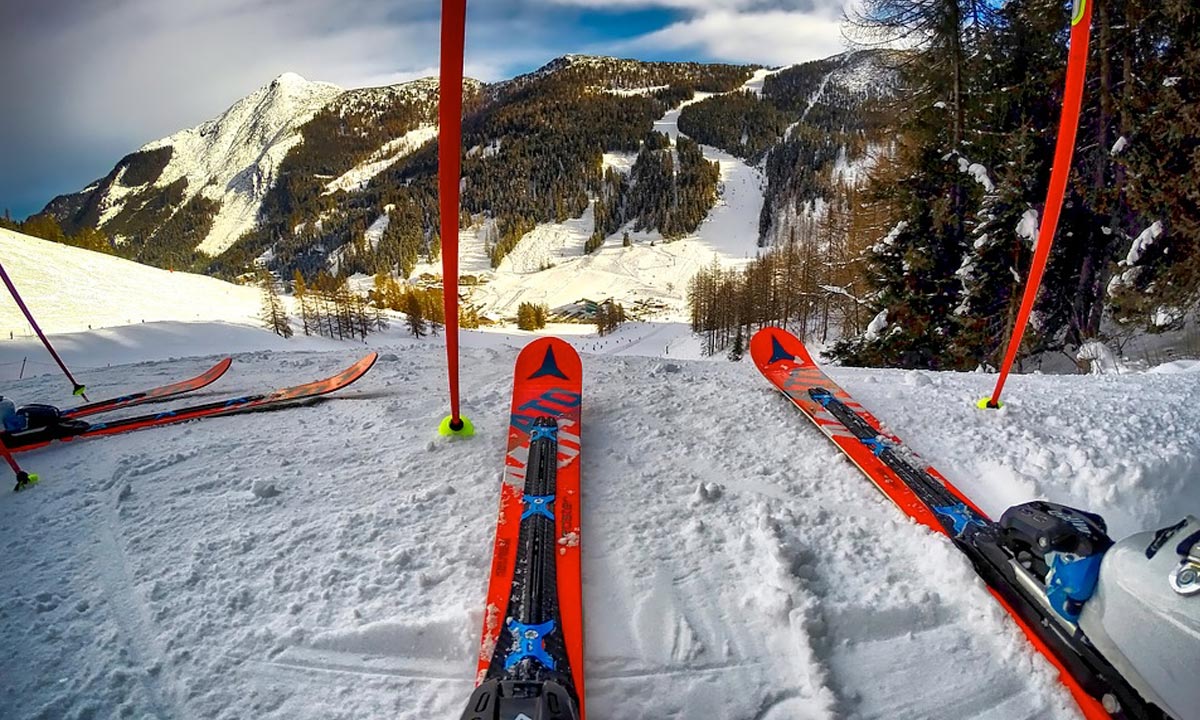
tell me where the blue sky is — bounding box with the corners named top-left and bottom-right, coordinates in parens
top-left (0, 0), bottom-right (848, 219)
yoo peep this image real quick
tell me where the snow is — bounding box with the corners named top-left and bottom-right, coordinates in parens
top-left (958, 157), bottom-right (995, 193)
top-left (1076, 340), bottom-right (1124, 374)
top-left (1017, 208), bottom-right (1039, 245)
top-left (601, 151), bottom-right (637, 175)
top-left (1152, 306), bottom-right (1182, 328)
top-left (864, 309), bottom-right (888, 339)
top-left (801, 69), bottom-right (836, 123)
top-left (600, 84), bottom-right (669, 97)
top-left (739, 68), bottom-right (778, 97)
top-left (85, 74), bottom-right (446, 258)
top-left (0, 229), bottom-right (262, 338)
top-left (653, 92), bottom-right (715, 142)
top-left (1124, 220), bottom-right (1164, 266)
top-left (468, 140), bottom-right (502, 158)
top-left (2, 234), bottom-right (1200, 720)
top-left (830, 145), bottom-right (878, 187)
top-left (140, 73), bottom-right (345, 257)
top-left (1148, 359), bottom-right (1200, 374)
top-left (873, 220), bottom-right (907, 253)
top-left (363, 210), bottom-right (392, 251)
top-left (96, 165), bottom-right (143, 227)
top-left (408, 89), bottom-right (764, 324)
top-left (323, 125), bottom-right (438, 196)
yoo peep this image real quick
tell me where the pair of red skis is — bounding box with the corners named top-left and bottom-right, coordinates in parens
top-left (3, 353), bottom-right (378, 489)
top-left (468, 329), bottom-right (1140, 720)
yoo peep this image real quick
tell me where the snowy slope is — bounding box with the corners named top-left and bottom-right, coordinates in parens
top-left (418, 75), bottom-right (767, 324)
top-left (0, 228), bottom-right (263, 338)
top-left (1, 323), bottom-right (1198, 720)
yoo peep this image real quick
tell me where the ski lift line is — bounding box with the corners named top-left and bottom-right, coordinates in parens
top-left (437, 0), bottom-right (472, 436)
top-left (0, 259), bottom-right (89, 401)
top-left (986, 0), bottom-right (1092, 409)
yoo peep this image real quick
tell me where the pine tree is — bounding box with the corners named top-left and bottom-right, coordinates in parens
top-left (517, 303), bottom-right (537, 330)
top-left (405, 292), bottom-right (427, 337)
top-left (373, 303), bottom-right (389, 333)
top-left (1114, 0), bottom-right (1200, 329)
top-left (257, 269), bottom-right (293, 338)
top-left (293, 270), bottom-right (313, 336)
top-left (727, 327), bottom-right (744, 362)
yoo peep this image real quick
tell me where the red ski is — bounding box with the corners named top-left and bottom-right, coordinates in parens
top-left (62, 357), bottom-right (233, 418)
top-left (750, 326), bottom-right (1134, 720)
top-left (4, 353), bottom-right (377, 456)
top-left (462, 337), bottom-right (585, 720)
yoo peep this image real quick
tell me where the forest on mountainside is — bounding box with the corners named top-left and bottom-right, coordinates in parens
top-left (12, 56), bottom-right (761, 290)
top-left (834, 0), bottom-right (1200, 370)
top-left (212, 59), bottom-right (753, 281)
top-left (690, 0), bottom-right (1200, 370)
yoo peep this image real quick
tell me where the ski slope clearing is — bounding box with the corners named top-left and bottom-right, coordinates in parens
top-left (416, 78), bottom-right (765, 325)
top-left (0, 229), bottom-right (263, 337)
top-left (2, 324), bottom-right (1196, 720)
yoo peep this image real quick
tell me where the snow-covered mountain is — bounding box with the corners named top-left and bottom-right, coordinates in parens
top-left (37, 53), bottom-right (893, 323)
top-left (46, 73), bottom-right (344, 256)
top-left (146, 72), bottom-right (344, 256)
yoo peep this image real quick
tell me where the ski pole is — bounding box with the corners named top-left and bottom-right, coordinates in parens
top-left (1, 441), bottom-right (36, 491)
top-left (982, 0), bottom-right (1092, 409)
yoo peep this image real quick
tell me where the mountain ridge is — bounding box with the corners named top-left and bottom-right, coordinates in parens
top-left (37, 51), bottom-right (895, 311)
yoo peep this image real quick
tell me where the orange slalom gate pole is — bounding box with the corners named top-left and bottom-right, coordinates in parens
top-left (437, 0), bottom-right (473, 437)
top-left (984, 0), bottom-right (1092, 409)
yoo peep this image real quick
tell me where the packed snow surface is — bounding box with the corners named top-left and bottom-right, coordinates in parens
top-left (3, 201), bottom-right (1199, 720)
top-left (2, 49), bottom-right (1193, 716)
top-left (2, 324), bottom-right (1198, 719)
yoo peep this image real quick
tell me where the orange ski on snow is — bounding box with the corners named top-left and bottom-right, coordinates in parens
top-left (464, 337), bottom-right (585, 720)
top-left (62, 357), bottom-right (233, 418)
top-left (4, 353), bottom-right (378, 455)
top-left (750, 326), bottom-right (1129, 720)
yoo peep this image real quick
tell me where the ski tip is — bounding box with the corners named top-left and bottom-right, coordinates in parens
top-left (515, 336), bottom-right (582, 384)
top-left (438, 414), bottom-right (475, 437)
top-left (749, 326), bottom-right (816, 369)
top-left (976, 397), bottom-right (1005, 410)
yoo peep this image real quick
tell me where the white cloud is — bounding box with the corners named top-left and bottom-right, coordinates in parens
top-left (0, 0), bottom-right (853, 214)
top-left (616, 9), bottom-right (846, 66)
